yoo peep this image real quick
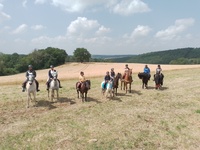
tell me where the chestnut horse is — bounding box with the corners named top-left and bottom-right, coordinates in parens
top-left (76, 80), bottom-right (91, 102)
top-left (121, 69), bottom-right (133, 93)
top-left (112, 73), bottom-right (122, 96)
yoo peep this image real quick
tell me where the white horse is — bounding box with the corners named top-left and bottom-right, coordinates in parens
top-left (101, 80), bottom-right (114, 98)
top-left (48, 71), bottom-right (59, 102)
top-left (26, 74), bottom-right (37, 108)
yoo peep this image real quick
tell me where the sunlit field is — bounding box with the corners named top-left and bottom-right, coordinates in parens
top-left (1, 63), bottom-right (200, 149)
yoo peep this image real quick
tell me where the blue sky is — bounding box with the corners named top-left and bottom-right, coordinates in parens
top-left (0, 0), bottom-right (200, 55)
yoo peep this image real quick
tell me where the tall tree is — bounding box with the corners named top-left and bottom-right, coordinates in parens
top-left (73, 48), bottom-right (91, 62)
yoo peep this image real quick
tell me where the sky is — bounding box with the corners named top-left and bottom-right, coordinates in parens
top-left (0, 0), bottom-right (200, 55)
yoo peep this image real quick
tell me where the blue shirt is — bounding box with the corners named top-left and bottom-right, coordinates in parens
top-left (144, 67), bottom-right (150, 74)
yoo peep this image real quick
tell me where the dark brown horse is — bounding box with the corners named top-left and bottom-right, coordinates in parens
top-left (154, 73), bottom-right (164, 90)
top-left (112, 73), bottom-right (122, 96)
top-left (76, 80), bottom-right (91, 102)
top-left (121, 69), bottom-right (133, 93)
top-left (138, 72), bottom-right (150, 89)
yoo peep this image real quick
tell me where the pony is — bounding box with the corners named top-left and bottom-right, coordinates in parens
top-left (138, 72), bottom-right (150, 89)
top-left (26, 74), bottom-right (37, 108)
top-left (48, 71), bottom-right (59, 102)
top-left (112, 73), bottom-right (122, 96)
top-left (121, 69), bottom-right (133, 93)
top-left (101, 80), bottom-right (114, 98)
top-left (154, 73), bottom-right (164, 90)
top-left (76, 80), bottom-right (91, 102)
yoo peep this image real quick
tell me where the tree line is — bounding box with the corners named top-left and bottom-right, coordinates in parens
top-left (0, 47), bottom-right (93, 76)
top-left (109, 47), bottom-right (200, 64)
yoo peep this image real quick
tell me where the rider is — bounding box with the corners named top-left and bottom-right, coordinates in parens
top-left (110, 68), bottom-right (115, 81)
top-left (46, 65), bottom-right (62, 90)
top-left (153, 64), bottom-right (163, 82)
top-left (143, 64), bottom-right (151, 80)
top-left (103, 71), bottom-right (111, 89)
top-left (123, 64), bottom-right (130, 79)
top-left (156, 64), bottom-right (162, 74)
top-left (77, 71), bottom-right (90, 89)
top-left (22, 65), bottom-right (40, 92)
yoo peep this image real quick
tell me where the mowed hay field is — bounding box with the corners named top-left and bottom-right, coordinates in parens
top-left (1, 63), bottom-right (200, 149)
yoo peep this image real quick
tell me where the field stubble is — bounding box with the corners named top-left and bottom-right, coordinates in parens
top-left (0, 67), bottom-right (200, 149)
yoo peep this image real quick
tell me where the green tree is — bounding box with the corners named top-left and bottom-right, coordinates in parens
top-left (73, 48), bottom-right (91, 62)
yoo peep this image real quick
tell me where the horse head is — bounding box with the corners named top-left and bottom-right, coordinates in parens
top-left (52, 71), bottom-right (58, 81)
top-left (28, 74), bottom-right (35, 85)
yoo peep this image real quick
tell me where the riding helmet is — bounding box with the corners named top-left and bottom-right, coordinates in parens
top-left (50, 65), bottom-right (54, 68)
top-left (28, 65), bottom-right (32, 68)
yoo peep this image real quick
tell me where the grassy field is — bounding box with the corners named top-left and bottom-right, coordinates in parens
top-left (1, 68), bottom-right (200, 149)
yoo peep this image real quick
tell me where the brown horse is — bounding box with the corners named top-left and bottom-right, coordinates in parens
top-left (112, 73), bottom-right (122, 96)
top-left (138, 72), bottom-right (150, 89)
top-left (154, 73), bottom-right (164, 90)
top-left (76, 80), bottom-right (91, 102)
top-left (121, 69), bottom-right (133, 93)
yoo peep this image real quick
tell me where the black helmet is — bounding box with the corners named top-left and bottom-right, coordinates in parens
top-left (28, 65), bottom-right (32, 68)
top-left (125, 64), bottom-right (128, 66)
top-left (50, 65), bottom-right (54, 68)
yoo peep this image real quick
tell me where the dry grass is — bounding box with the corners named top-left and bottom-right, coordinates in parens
top-left (1, 63), bottom-right (200, 149)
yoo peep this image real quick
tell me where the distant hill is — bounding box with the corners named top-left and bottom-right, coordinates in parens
top-left (92, 55), bottom-right (135, 60)
top-left (109, 47), bottom-right (200, 64)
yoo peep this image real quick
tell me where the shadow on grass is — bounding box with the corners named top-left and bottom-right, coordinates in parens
top-left (59, 97), bottom-right (76, 105)
top-left (86, 97), bottom-right (102, 103)
top-left (111, 96), bottom-right (122, 102)
top-left (36, 100), bottom-right (57, 110)
top-left (131, 90), bottom-right (142, 95)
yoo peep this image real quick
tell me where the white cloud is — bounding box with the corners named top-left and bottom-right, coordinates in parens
top-left (155, 18), bottom-right (195, 40)
top-left (34, 0), bottom-right (150, 15)
top-left (96, 26), bottom-right (111, 35)
top-left (12, 24), bottom-right (28, 34)
top-left (0, 3), bottom-right (11, 23)
top-left (22, 0), bottom-right (27, 7)
top-left (50, 0), bottom-right (106, 12)
top-left (31, 25), bottom-right (46, 30)
top-left (111, 0), bottom-right (151, 16)
top-left (67, 17), bottom-right (100, 37)
top-left (34, 0), bottom-right (48, 4)
top-left (124, 25), bottom-right (151, 40)
top-left (131, 25), bottom-right (151, 38)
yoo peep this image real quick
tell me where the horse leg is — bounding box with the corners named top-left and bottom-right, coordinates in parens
top-left (56, 90), bottom-right (59, 101)
top-left (51, 89), bottom-right (54, 102)
top-left (33, 92), bottom-right (36, 106)
top-left (129, 83), bottom-right (131, 93)
top-left (85, 92), bottom-right (87, 102)
top-left (142, 81), bottom-right (144, 89)
top-left (125, 83), bottom-right (127, 94)
top-left (81, 92), bottom-right (84, 102)
top-left (27, 94), bottom-right (30, 108)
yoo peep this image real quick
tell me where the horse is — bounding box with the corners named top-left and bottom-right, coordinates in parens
top-left (76, 80), bottom-right (91, 102)
top-left (112, 73), bottom-right (122, 96)
top-left (138, 72), bottom-right (151, 89)
top-left (154, 73), bottom-right (164, 90)
top-left (121, 69), bottom-right (133, 93)
top-left (48, 71), bottom-right (59, 102)
top-left (26, 74), bottom-right (37, 108)
top-left (101, 80), bottom-right (114, 98)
